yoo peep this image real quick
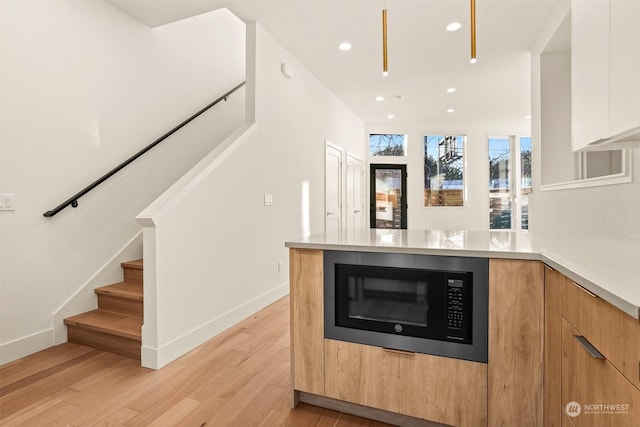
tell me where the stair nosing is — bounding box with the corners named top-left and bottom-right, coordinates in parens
top-left (121, 259), bottom-right (143, 270)
top-left (95, 283), bottom-right (143, 301)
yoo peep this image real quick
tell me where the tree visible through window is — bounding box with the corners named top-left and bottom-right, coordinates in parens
top-left (424, 135), bottom-right (465, 207)
top-left (369, 134), bottom-right (406, 156)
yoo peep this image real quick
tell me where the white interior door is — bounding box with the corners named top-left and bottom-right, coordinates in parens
top-left (325, 142), bottom-right (343, 233)
top-left (346, 153), bottom-right (364, 231)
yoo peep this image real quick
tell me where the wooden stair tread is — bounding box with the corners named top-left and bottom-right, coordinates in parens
top-left (121, 259), bottom-right (143, 270)
top-left (95, 282), bottom-right (143, 301)
top-left (64, 310), bottom-right (141, 341)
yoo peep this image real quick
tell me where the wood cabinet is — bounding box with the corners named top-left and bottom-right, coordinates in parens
top-left (571, 0), bottom-right (640, 150)
top-left (488, 259), bottom-right (544, 426)
top-left (544, 266), bottom-right (565, 427)
top-left (544, 266), bottom-right (640, 426)
top-left (561, 319), bottom-right (640, 426)
top-left (289, 248), bottom-right (324, 396)
top-left (561, 279), bottom-right (640, 391)
top-left (324, 339), bottom-right (487, 427)
top-left (289, 251), bottom-right (548, 425)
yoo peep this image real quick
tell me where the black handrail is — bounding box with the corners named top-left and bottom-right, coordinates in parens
top-left (43, 81), bottom-right (246, 218)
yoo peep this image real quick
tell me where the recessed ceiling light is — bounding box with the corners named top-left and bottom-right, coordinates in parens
top-left (376, 96), bottom-right (384, 101)
top-left (338, 42), bottom-right (352, 51)
top-left (446, 22), bottom-right (462, 32)
top-left (387, 114), bottom-right (395, 119)
top-left (447, 108), bottom-right (455, 113)
top-left (446, 87), bottom-right (457, 93)
top-left (524, 115), bottom-right (532, 120)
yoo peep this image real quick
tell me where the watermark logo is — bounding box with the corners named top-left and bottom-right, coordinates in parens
top-left (565, 401), bottom-right (631, 417)
top-left (566, 401), bottom-right (581, 417)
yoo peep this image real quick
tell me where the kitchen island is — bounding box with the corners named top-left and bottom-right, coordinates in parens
top-left (285, 229), bottom-right (640, 427)
top-left (286, 229), bottom-right (640, 318)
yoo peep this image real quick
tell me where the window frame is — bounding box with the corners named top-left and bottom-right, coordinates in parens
top-left (423, 134), bottom-right (467, 208)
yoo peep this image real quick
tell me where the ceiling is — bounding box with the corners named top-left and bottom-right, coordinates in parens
top-left (108, 0), bottom-right (562, 127)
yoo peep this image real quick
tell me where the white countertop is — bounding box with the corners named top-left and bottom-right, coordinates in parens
top-left (285, 229), bottom-right (640, 319)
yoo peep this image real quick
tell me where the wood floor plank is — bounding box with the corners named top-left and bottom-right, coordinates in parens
top-left (0, 389), bottom-right (77, 426)
top-left (228, 384), bottom-right (288, 426)
top-left (14, 401), bottom-right (76, 427)
top-left (146, 397), bottom-right (202, 427)
top-left (76, 406), bottom-right (139, 426)
top-left (0, 296), bottom-right (396, 427)
top-left (0, 349), bottom-right (99, 398)
top-left (0, 343), bottom-right (94, 389)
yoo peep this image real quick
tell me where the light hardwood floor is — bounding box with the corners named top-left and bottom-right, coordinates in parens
top-left (0, 297), bottom-right (392, 426)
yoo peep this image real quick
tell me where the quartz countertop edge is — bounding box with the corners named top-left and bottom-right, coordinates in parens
top-left (285, 230), bottom-right (640, 320)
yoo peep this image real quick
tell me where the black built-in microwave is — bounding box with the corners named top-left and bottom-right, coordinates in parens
top-left (324, 251), bottom-right (488, 363)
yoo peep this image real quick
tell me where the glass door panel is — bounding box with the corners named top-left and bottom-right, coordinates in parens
top-left (370, 164), bottom-right (407, 229)
top-left (488, 137), bottom-right (512, 230)
top-left (520, 137), bottom-right (532, 230)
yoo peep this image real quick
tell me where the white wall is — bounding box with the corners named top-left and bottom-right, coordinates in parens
top-left (529, 1), bottom-right (640, 238)
top-left (531, 54), bottom-right (640, 236)
top-left (135, 22), bottom-right (364, 369)
top-left (367, 117), bottom-right (531, 231)
top-left (0, 0), bottom-right (246, 363)
top-left (540, 53), bottom-right (576, 185)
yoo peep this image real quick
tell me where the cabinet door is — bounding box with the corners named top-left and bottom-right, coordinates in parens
top-left (544, 267), bottom-right (564, 427)
top-left (610, 0), bottom-right (640, 136)
top-left (571, 0), bottom-right (610, 150)
top-left (488, 259), bottom-right (544, 426)
top-left (324, 339), bottom-right (488, 427)
top-left (561, 279), bottom-right (640, 390)
top-left (289, 248), bottom-right (324, 395)
top-left (561, 319), bottom-right (640, 426)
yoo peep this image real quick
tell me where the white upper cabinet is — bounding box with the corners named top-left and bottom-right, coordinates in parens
top-left (609, 0), bottom-right (640, 137)
top-left (571, 0), bottom-right (610, 150)
top-left (571, 0), bottom-right (640, 151)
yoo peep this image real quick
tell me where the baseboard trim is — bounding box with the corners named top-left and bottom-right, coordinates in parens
top-left (298, 392), bottom-right (449, 427)
top-left (142, 281), bottom-right (289, 369)
top-left (0, 329), bottom-right (53, 365)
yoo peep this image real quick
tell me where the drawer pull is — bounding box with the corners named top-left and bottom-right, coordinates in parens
top-left (383, 347), bottom-right (416, 356)
top-left (574, 335), bottom-right (605, 359)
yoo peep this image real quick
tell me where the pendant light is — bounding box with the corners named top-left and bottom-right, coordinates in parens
top-left (382, 7), bottom-right (388, 75)
top-left (470, 0), bottom-right (477, 63)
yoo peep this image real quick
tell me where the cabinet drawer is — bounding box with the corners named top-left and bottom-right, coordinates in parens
top-left (561, 279), bottom-right (640, 389)
top-left (324, 339), bottom-right (487, 427)
top-left (561, 318), bottom-right (640, 426)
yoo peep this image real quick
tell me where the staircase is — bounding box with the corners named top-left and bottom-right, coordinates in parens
top-left (64, 260), bottom-right (143, 360)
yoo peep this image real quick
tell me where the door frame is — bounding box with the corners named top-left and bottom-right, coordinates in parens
top-left (325, 141), bottom-right (344, 233)
top-left (346, 152), bottom-right (365, 231)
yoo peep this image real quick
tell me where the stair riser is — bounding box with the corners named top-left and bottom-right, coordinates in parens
top-left (98, 295), bottom-right (143, 317)
top-left (123, 267), bottom-right (143, 285)
top-left (68, 327), bottom-right (140, 360)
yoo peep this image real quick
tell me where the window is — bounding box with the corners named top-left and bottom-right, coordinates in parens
top-left (424, 135), bottom-right (465, 207)
top-left (369, 134), bottom-right (406, 156)
top-left (488, 136), bottom-right (531, 230)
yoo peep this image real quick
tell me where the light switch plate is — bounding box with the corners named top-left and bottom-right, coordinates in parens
top-left (264, 194), bottom-right (273, 206)
top-left (0, 193), bottom-right (15, 211)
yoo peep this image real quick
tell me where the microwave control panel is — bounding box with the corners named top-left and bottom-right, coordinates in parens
top-left (447, 279), bottom-right (465, 330)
